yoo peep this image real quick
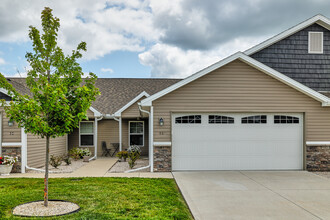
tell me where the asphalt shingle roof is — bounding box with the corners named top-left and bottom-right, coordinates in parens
top-left (8, 78), bottom-right (181, 115)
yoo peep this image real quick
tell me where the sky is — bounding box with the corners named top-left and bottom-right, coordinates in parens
top-left (1, 0), bottom-right (330, 79)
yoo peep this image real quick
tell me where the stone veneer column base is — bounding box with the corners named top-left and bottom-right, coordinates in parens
top-left (153, 146), bottom-right (171, 172)
top-left (306, 146), bottom-right (330, 171)
top-left (1, 147), bottom-right (22, 173)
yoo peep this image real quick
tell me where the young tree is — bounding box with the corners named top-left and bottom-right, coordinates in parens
top-left (0, 7), bottom-right (99, 206)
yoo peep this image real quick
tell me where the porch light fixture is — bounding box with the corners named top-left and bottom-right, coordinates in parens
top-left (8, 120), bottom-right (14, 127)
top-left (159, 118), bottom-right (164, 126)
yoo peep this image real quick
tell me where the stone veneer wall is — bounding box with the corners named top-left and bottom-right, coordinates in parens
top-left (153, 146), bottom-right (171, 172)
top-left (306, 146), bottom-right (330, 171)
top-left (1, 147), bottom-right (21, 173)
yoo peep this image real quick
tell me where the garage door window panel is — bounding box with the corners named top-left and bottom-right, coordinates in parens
top-left (274, 115), bottom-right (299, 124)
top-left (241, 115), bottom-right (267, 124)
top-left (209, 115), bottom-right (234, 124)
top-left (175, 115), bottom-right (201, 124)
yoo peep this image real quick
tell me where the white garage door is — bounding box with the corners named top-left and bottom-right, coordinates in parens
top-left (172, 113), bottom-right (303, 171)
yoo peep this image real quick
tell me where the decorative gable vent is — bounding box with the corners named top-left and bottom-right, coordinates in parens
top-left (308, 32), bottom-right (323, 54)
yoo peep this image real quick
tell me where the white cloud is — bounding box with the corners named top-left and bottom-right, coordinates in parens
top-left (100, 68), bottom-right (114, 73)
top-left (139, 36), bottom-right (266, 78)
top-left (0, 58), bottom-right (5, 65)
top-left (0, 0), bottom-right (159, 60)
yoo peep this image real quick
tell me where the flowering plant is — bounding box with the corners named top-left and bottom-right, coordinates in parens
top-left (0, 156), bottom-right (18, 165)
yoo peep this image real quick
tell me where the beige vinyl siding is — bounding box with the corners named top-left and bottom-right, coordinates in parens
top-left (27, 134), bottom-right (67, 168)
top-left (121, 98), bottom-right (144, 118)
top-left (1, 108), bottom-right (21, 143)
top-left (153, 60), bottom-right (330, 142)
top-left (86, 109), bottom-right (95, 119)
top-left (97, 119), bottom-right (119, 156)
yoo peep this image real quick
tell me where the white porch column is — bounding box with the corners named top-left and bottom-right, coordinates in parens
top-left (119, 117), bottom-right (122, 151)
top-left (21, 127), bottom-right (27, 173)
top-left (94, 117), bottom-right (98, 159)
top-left (150, 106), bottom-right (154, 172)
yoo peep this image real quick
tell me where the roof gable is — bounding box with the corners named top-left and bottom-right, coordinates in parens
top-left (245, 14), bottom-right (330, 55)
top-left (140, 52), bottom-right (330, 107)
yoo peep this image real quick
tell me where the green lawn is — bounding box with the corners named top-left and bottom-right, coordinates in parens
top-left (0, 177), bottom-right (192, 219)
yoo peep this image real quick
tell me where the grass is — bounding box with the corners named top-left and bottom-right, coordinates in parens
top-left (0, 177), bottom-right (192, 219)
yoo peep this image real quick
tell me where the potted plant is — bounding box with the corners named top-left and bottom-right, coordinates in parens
top-left (116, 151), bottom-right (129, 162)
top-left (0, 156), bottom-right (18, 175)
top-left (82, 148), bottom-right (92, 162)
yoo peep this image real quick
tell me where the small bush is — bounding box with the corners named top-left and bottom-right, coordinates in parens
top-left (81, 148), bottom-right (91, 157)
top-left (69, 148), bottom-right (81, 160)
top-left (116, 151), bottom-right (129, 161)
top-left (69, 147), bottom-right (92, 160)
top-left (63, 155), bottom-right (72, 165)
top-left (49, 155), bottom-right (63, 168)
top-left (127, 145), bottom-right (141, 169)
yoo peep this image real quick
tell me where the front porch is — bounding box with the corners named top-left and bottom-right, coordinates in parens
top-left (68, 117), bottom-right (150, 159)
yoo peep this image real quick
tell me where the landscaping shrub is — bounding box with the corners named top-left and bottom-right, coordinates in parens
top-left (116, 151), bottom-right (129, 161)
top-left (127, 145), bottom-right (141, 169)
top-left (63, 154), bottom-right (72, 165)
top-left (49, 155), bottom-right (63, 168)
top-left (69, 147), bottom-right (92, 160)
top-left (69, 148), bottom-right (81, 160)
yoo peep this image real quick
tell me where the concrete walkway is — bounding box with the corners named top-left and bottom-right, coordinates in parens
top-left (0, 158), bottom-right (172, 179)
top-left (174, 171), bottom-right (330, 220)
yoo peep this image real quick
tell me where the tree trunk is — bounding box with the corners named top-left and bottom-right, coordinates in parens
top-left (44, 136), bottom-right (50, 207)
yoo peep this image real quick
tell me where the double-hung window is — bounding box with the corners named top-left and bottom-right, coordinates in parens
top-left (129, 121), bottom-right (144, 146)
top-left (80, 121), bottom-right (94, 146)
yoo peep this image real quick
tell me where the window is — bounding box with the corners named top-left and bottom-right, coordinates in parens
top-left (308, 32), bottom-right (323, 54)
top-left (209, 115), bottom-right (234, 124)
top-left (241, 115), bottom-right (267, 124)
top-left (129, 121), bottom-right (144, 146)
top-left (80, 121), bottom-right (94, 146)
top-left (175, 115), bottom-right (201, 124)
top-left (274, 115), bottom-right (299, 124)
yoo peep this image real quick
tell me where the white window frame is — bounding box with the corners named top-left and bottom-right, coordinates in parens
top-left (308, 31), bottom-right (323, 54)
top-left (128, 121), bottom-right (144, 147)
top-left (79, 121), bottom-right (94, 147)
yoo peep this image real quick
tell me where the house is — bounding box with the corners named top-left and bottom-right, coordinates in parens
top-left (1, 14), bottom-right (330, 173)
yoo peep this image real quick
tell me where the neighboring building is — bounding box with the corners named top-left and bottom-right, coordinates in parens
top-left (1, 14), bottom-right (330, 173)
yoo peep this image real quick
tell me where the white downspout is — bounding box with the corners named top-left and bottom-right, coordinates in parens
top-left (21, 127), bottom-right (27, 173)
top-left (126, 104), bottom-right (153, 173)
top-left (89, 116), bottom-right (103, 161)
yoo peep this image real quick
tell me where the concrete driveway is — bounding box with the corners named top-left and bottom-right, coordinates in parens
top-left (173, 171), bottom-right (330, 220)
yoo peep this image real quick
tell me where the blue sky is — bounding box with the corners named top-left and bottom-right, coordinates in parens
top-left (1, 0), bottom-right (330, 78)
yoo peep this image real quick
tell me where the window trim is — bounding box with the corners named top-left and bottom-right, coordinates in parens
top-left (129, 121), bottom-right (144, 147)
top-left (79, 121), bottom-right (94, 147)
top-left (308, 31), bottom-right (323, 54)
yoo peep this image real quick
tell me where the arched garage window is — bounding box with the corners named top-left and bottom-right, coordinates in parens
top-left (274, 115), bottom-right (299, 124)
top-left (209, 115), bottom-right (234, 124)
top-left (175, 115), bottom-right (201, 124)
top-left (241, 115), bottom-right (267, 124)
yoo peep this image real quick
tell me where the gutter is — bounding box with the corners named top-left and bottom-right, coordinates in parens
top-left (138, 103), bottom-right (154, 172)
top-left (89, 115), bottom-right (103, 161)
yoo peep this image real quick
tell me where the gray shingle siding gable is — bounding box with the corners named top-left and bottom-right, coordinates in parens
top-left (251, 23), bottom-right (330, 92)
